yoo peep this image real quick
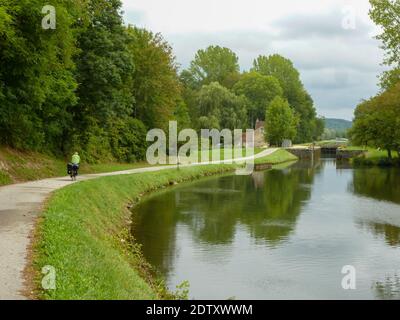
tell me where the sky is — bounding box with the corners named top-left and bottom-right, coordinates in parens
top-left (122, 0), bottom-right (387, 120)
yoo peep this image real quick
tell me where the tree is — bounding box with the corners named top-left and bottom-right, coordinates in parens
top-left (188, 46), bottom-right (240, 89)
top-left (173, 100), bottom-right (192, 132)
top-left (380, 68), bottom-right (400, 90)
top-left (265, 97), bottom-right (298, 146)
top-left (0, 0), bottom-right (78, 153)
top-left (313, 117), bottom-right (326, 141)
top-left (109, 118), bottom-right (148, 162)
top-left (369, 0), bottom-right (400, 67)
top-left (232, 72), bottom-right (283, 126)
top-left (127, 27), bottom-right (182, 130)
top-left (252, 54), bottom-right (303, 105)
top-left (252, 54), bottom-right (319, 143)
top-left (74, 0), bottom-right (134, 126)
top-left (370, 0), bottom-right (400, 90)
top-left (350, 83), bottom-right (400, 158)
top-left (196, 82), bottom-right (248, 130)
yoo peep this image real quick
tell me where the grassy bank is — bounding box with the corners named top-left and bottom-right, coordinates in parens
top-left (344, 147), bottom-right (400, 167)
top-left (254, 149), bottom-right (298, 165)
top-left (33, 164), bottom-right (235, 300)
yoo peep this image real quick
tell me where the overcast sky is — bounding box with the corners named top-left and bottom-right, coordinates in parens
top-left (122, 0), bottom-right (386, 120)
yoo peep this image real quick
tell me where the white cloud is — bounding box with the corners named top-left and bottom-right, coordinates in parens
top-left (122, 0), bottom-right (385, 120)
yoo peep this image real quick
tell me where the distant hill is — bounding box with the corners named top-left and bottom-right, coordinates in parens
top-left (324, 118), bottom-right (352, 130)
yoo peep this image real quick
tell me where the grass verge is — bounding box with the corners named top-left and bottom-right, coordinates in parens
top-left (33, 164), bottom-right (235, 300)
top-left (345, 147), bottom-right (400, 167)
top-left (254, 149), bottom-right (298, 165)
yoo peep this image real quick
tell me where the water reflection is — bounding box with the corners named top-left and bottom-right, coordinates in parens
top-left (350, 166), bottom-right (400, 248)
top-left (132, 160), bottom-right (400, 299)
top-left (350, 167), bottom-right (400, 204)
top-left (356, 221), bottom-right (400, 247)
top-left (374, 274), bottom-right (400, 300)
top-left (132, 160), bottom-right (320, 275)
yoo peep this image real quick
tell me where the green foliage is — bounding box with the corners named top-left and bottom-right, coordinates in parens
top-left (127, 27), bottom-right (182, 130)
top-left (0, 1), bottom-right (185, 163)
top-left (109, 118), bottom-right (148, 162)
top-left (196, 82), bottom-right (247, 130)
top-left (350, 83), bottom-right (400, 158)
top-left (0, 0), bottom-right (77, 151)
top-left (188, 45), bottom-right (240, 89)
top-left (232, 72), bottom-right (283, 126)
top-left (173, 101), bottom-right (192, 132)
top-left (265, 97), bottom-right (298, 146)
top-left (380, 68), bottom-right (400, 90)
top-left (369, 0), bottom-right (400, 66)
top-left (369, 0), bottom-right (400, 90)
top-left (1, 1), bottom-right (321, 163)
top-left (253, 54), bottom-right (319, 143)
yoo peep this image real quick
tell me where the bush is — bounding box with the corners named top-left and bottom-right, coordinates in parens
top-left (109, 118), bottom-right (148, 163)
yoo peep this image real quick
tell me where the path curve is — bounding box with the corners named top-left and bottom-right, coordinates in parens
top-left (0, 148), bottom-right (277, 299)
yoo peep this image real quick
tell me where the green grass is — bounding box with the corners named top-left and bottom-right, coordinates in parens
top-left (33, 164), bottom-right (236, 300)
top-left (80, 161), bottom-right (153, 174)
top-left (254, 149), bottom-right (298, 165)
top-left (0, 170), bottom-right (12, 185)
top-left (345, 146), bottom-right (400, 167)
top-left (180, 147), bottom-right (264, 163)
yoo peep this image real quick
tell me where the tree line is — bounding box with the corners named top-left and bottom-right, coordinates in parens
top-left (350, 0), bottom-right (400, 158)
top-left (181, 48), bottom-right (324, 146)
top-left (0, 0), bottom-right (323, 163)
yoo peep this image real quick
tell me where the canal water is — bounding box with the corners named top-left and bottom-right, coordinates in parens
top-left (132, 159), bottom-right (400, 299)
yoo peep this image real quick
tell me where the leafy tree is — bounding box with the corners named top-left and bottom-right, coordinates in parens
top-left (313, 117), bottom-right (326, 141)
top-left (252, 54), bottom-right (303, 105)
top-left (232, 72), bottom-right (283, 126)
top-left (265, 97), bottom-right (298, 146)
top-left (370, 0), bottom-right (400, 67)
top-left (370, 0), bottom-right (400, 90)
top-left (109, 118), bottom-right (148, 162)
top-left (380, 68), bottom-right (400, 90)
top-left (196, 82), bottom-right (248, 130)
top-left (0, 0), bottom-right (78, 153)
top-left (350, 83), bottom-right (400, 158)
top-left (173, 100), bottom-right (192, 132)
top-left (253, 54), bottom-right (319, 143)
top-left (127, 27), bottom-right (182, 130)
top-left (188, 46), bottom-right (240, 89)
top-left (74, 0), bottom-right (134, 126)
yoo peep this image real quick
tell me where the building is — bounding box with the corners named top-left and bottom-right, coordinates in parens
top-left (242, 119), bottom-right (267, 148)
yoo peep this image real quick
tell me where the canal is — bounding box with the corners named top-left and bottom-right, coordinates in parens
top-left (132, 158), bottom-right (400, 299)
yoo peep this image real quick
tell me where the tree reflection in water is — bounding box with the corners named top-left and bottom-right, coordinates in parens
top-left (351, 167), bottom-right (400, 247)
top-left (373, 274), bottom-right (400, 300)
top-left (131, 160), bottom-right (322, 276)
